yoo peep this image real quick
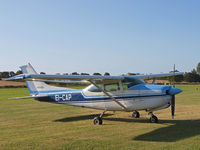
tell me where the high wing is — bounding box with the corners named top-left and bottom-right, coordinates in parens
top-left (6, 72), bottom-right (184, 83)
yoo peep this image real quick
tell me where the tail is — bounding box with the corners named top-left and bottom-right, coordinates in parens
top-left (21, 63), bottom-right (67, 95)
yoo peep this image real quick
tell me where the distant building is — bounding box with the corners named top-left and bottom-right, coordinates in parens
top-left (146, 79), bottom-right (170, 85)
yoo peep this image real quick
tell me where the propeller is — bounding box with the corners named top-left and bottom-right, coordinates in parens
top-left (171, 64), bottom-right (176, 119)
top-left (171, 95), bottom-right (175, 119)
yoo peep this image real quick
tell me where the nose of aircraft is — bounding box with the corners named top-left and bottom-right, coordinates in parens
top-left (168, 87), bottom-right (182, 95)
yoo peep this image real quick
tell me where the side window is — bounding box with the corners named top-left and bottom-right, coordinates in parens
top-left (88, 85), bottom-right (102, 92)
top-left (104, 83), bottom-right (120, 92)
top-left (122, 83), bottom-right (129, 90)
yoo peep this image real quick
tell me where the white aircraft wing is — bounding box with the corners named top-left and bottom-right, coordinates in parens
top-left (6, 74), bottom-right (124, 83)
top-left (6, 72), bottom-right (184, 83)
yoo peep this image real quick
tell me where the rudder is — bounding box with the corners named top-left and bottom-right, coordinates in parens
top-left (21, 63), bottom-right (67, 95)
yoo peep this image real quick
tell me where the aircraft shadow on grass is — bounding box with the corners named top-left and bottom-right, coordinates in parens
top-left (54, 114), bottom-right (113, 122)
top-left (54, 115), bottom-right (200, 142)
top-left (133, 119), bottom-right (200, 142)
top-left (105, 118), bottom-right (200, 142)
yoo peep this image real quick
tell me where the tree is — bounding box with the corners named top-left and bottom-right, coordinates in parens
top-left (128, 73), bottom-right (140, 75)
top-left (174, 75), bottom-right (184, 82)
top-left (81, 73), bottom-right (89, 75)
top-left (168, 69), bottom-right (183, 83)
top-left (168, 72), bottom-right (184, 83)
top-left (9, 71), bottom-right (15, 77)
top-left (197, 62), bottom-right (200, 74)
top-left (71, 72), bottom-right (79, 75)
top-left (1, 72), bottom-right (10, 78)
top-left (184, 69), bottom-right (200, 82)
top-left (104, 72), bottom-right (110, 76)
top-left (93, 73), bottom-right (102, 76)
top-left (16, 70), bottom-right (22, 75)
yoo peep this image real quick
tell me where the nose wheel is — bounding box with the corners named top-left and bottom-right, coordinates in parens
top-left (149, 112), bottom-right (158, 123)
top-left (132, 111), bottom-right (140, 118)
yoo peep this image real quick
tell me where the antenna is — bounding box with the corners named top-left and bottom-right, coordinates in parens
top-left (173, 64), bottom-right (175, 87)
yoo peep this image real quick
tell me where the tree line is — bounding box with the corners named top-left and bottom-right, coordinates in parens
top-left (0, 70), bottom-right (22, 79)
top-left (161, 62), bottom-right (200, 83)
top-left (1, 63), bottom-right (200, 83)
top-left (0, 70), bottom-right (110, 79)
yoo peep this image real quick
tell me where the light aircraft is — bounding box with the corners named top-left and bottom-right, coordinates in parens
top-left (6, 64), bottom-right (183, 125)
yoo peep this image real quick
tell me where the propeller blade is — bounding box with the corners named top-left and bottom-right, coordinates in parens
top-left (171, 95), bottom-right (175, 119)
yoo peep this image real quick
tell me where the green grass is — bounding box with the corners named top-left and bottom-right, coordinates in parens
top-left (1, 85), bottom-right (200, 150)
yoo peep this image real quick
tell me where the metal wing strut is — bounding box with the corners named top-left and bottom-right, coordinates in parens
top-left (89, 80), bottom-right (128, 111)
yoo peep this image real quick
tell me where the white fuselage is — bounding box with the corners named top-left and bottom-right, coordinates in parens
top-left (57, 91), bottom-right (171, 112)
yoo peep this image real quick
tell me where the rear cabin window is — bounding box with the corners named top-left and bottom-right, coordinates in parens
top-left (88, 84), bottom-right (102, 92)
top-left (104, 83), bottom-right (120, 92)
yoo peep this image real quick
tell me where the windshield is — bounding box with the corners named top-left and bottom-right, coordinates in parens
top-left (122, 77), bottom-right (145, 90)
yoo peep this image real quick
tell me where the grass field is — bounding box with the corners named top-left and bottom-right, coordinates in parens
top-left (1, 85), bottom-right (200, 150)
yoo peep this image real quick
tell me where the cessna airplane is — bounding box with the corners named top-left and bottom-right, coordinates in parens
top-left (6, 64), bottom-right (183, 125)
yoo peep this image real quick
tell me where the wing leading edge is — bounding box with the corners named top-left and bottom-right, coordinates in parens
top-left (6, 72), bottom-right (184, 83)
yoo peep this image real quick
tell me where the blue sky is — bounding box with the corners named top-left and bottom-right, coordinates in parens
top-left (0, 0), bottom-right (200, 75)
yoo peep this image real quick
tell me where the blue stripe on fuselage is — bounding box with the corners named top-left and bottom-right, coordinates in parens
top-left (36, 84), bottom-right (171, 103)
top-left (36, 91), bottom-right (166, 103)
top-left (31, 89), bottom-right (82, 94)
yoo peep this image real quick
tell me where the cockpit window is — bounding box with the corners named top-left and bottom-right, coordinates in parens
top-left (122, 77), bottom-right (145, 90)
top-left (104, 83), bottom-right (120, 92)
top-left (88, 84), bottom-right (102, 92)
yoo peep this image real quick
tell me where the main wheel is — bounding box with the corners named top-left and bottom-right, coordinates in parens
top-left (93, 117), bottom-right (103, 125)
top-left (132, 111), bottom-right (140, 118)
top-left (150, 115), bottom-right (158, 123)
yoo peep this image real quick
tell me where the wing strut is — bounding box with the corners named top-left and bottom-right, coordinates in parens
top-left (89, 80), bottom-right (128, 111)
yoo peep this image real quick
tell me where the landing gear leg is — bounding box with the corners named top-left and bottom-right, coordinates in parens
top-left (132, 111), bottom-right (140, 118)
top-left (149, 112), bottom-right (158, 123)
top-left (93, 110), bottom-right (106, 125)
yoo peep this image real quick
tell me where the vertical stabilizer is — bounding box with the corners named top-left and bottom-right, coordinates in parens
top-left (21, 63), bottom-right (67, 95)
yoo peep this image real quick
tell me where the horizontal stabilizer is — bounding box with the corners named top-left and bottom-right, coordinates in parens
top-left (9, 95), bottom-right (48, 99)
top-left (6, 74), bottom-right (26, 81)
top-left (32, 79), bottom-right (90, 84)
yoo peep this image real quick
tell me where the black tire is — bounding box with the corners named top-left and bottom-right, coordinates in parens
top-left (150, 115), bottom-right (158, 123)
top-left (93, 117), bottom-right (103, 125)
top-left (132, 111), bottom-right (140, 118)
